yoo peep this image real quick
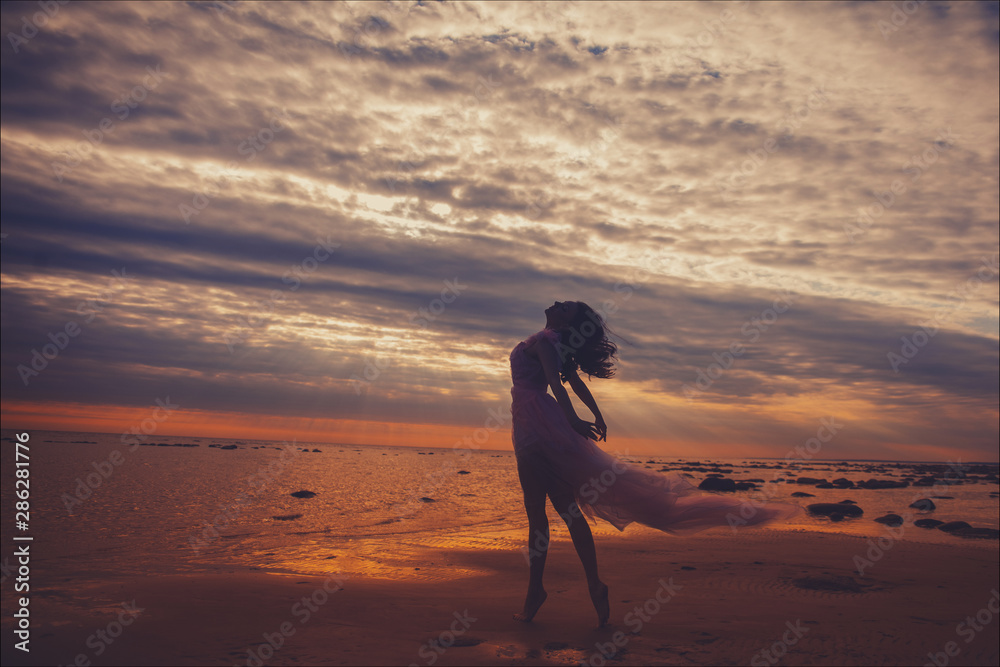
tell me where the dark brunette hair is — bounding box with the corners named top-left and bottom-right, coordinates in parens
top-left (556, 302), bottom-right (618, 382)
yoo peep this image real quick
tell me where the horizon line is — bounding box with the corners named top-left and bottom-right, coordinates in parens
top-left (5, 427), bottom-right (998, 465)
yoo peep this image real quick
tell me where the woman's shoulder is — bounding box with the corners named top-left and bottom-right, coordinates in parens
top-left (521, 329), bottom-right (562, 367)
top-left (525, 328), bottom-right (560, 347)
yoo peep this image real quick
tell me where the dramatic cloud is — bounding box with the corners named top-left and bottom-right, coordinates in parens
top-left (2, 1), bottom-right (997, 461)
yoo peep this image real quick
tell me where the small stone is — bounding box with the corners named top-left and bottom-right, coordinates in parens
top-left (874, 513), bottom-right (903, 527)
top-left (938, 521), bottom-right (972, 533)
top-left (807, 503), bottom-right (863, 517)
top-left (956, 527), bottom-right (1000, 540)
top-left (698, 477), bottom-right (736, 492)
top-left (909, 498), bottom-right (936, 512)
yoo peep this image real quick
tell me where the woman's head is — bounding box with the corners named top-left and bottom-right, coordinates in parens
top-left (544, 301), bottom-right (579, 330)
top-left (546, 300), bottom-right (617, 381)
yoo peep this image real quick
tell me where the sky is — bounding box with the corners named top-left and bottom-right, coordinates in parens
top-left (1, 0), bottom-right (997, 461)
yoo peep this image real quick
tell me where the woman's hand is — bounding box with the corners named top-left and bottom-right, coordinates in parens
top-left (571, 417), bottom-right (600, 441)
top-left (594, 416), bottom-right (607, 442)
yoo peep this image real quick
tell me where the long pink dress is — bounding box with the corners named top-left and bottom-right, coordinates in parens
top-left (510, 328), bottom-right (801, 535)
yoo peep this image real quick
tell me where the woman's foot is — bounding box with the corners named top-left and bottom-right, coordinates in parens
top-left (589, 581), bottom-right (609, 627)
top-left (513, 587), bottom-right (547, 622)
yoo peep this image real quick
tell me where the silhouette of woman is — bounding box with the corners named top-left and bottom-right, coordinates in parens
top-left (509, 301), bottom-right (800, 626)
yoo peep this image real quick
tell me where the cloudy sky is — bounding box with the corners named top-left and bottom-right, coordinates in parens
top-left (2, 1), bottom-right (997, 461)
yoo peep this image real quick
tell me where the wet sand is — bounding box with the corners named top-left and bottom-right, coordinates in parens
top-left (3, 528), bottom-right (998, 666)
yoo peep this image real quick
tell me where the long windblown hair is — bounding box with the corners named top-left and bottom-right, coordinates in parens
top-left (556, 302), bottom-right (618, 382)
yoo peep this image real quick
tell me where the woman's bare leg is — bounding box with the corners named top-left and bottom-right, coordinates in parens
top-left (514, 454), bottom-right (549, 622)
top-left (550, 492), bottom-right (609, 627)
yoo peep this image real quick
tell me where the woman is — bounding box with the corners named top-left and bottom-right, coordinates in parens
top-left (509, 300), bottom-right (800, 627)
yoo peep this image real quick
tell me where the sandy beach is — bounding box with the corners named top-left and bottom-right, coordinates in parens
top-left (4, 526), bottom-right (997, 666)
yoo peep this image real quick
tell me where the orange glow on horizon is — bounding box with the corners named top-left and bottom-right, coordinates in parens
top-left (0, 399), bottom-right (741, 458)
top-left (2, 398), bottom-right (993, 462)
top-left (0, 400), bottom-right (514, 449)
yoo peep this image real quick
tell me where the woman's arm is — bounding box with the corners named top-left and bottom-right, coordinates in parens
top-left (534, 338), bottom-right (601, 441)
top-left (567, 368), bottom-right (607, 441)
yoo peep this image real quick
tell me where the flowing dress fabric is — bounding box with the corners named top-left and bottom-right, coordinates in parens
top-left (509, 329), bottom-right (801, 535)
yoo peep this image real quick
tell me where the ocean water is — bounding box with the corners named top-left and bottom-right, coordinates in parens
top-left (1, 430), bottom-right (996, 583)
